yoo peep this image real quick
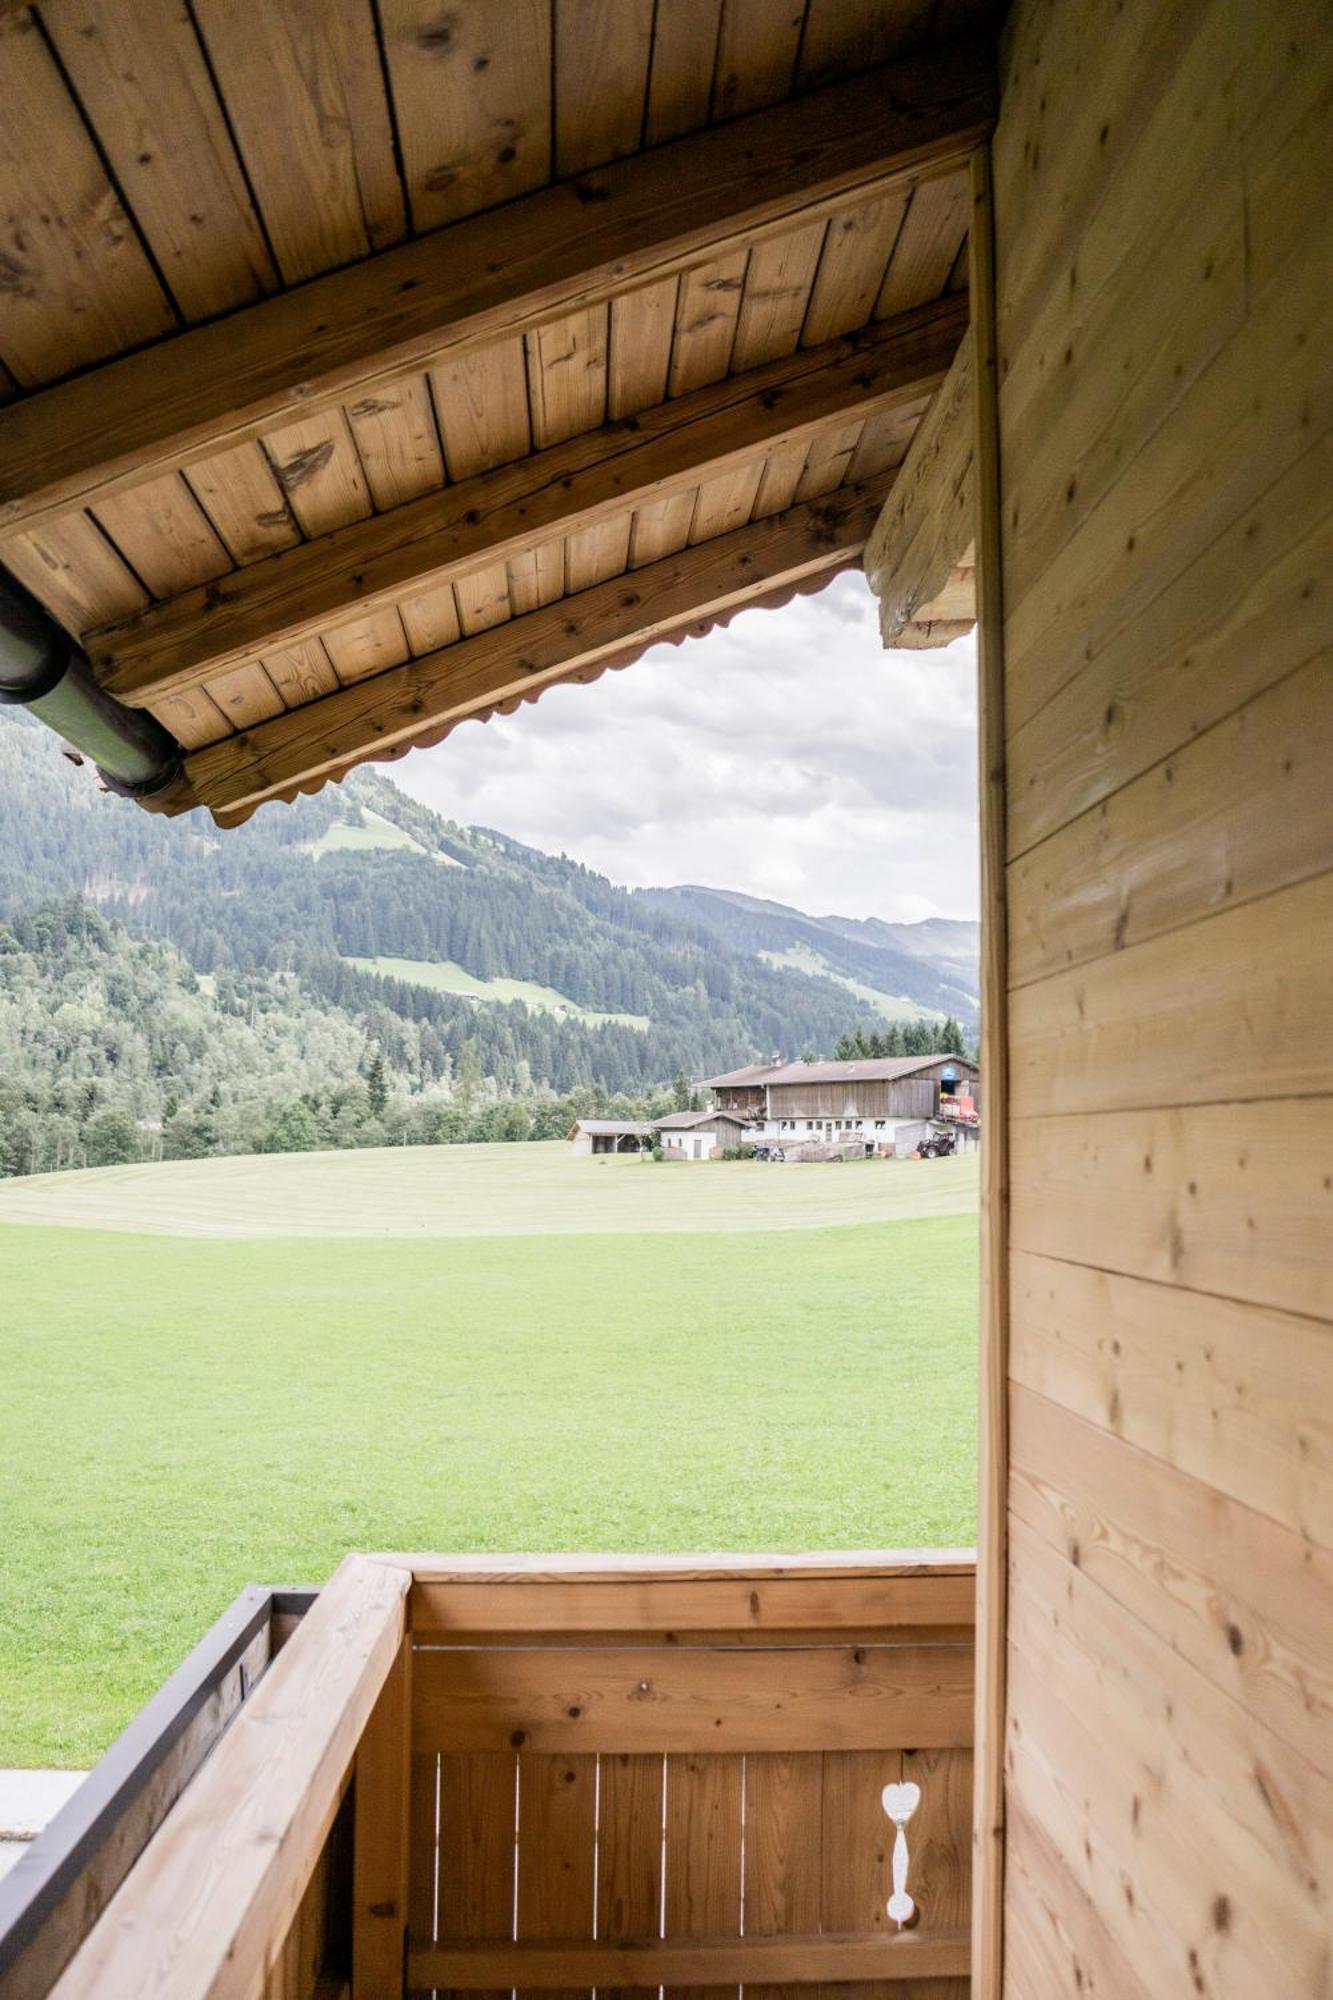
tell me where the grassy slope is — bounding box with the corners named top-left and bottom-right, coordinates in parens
top-left (758, 945), bottom-right (942, 1022)
top-left (346, 954), bottom-right (650, 1029)
top-left (0, 1205), bottom-right (976, 1765)
top-left (0, 1142), bottom-right (979, 1238)
top-left (301, 808), bottom-right (458, 862)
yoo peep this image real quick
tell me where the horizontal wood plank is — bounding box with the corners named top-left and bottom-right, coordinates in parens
top-left (0, 44), bottom-right (995, 533)
top-left (411, 1642), bottom-right (973, 1753)
top-left (1008, 869), bottom-right (1333, 1118)
top-left (91, 299), bottom-right (964, 697)
top-left (1004, 1798), bottom-right (1154, 2000)
top-left (1007, 1516), bottom-right (1333, 1983)
top-left (384, 1552), bottom-right (976, 1580)
top-left (1009, 1098), bottom-right (1333, 1319)
top-left (1009, 1249), bottom-right (1333, 1548)
top-left (182, 481), bottom-right (893, 816)
top-left (409, 1568), bottom-right (975, 1636)
top-left (1006, 652), bottom-right (1333, 987)
top-left (407, 1930), bottom-right (970, 1989)
top-left (1009, 1383), bottom-right (1333, 1781)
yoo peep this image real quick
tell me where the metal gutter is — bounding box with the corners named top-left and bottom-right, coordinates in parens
top-left (0, 568), bottom-right (184, 800)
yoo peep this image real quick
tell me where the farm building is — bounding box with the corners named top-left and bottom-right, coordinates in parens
top-left (705, 1053), bottom-right (980, 1151)
top-left (566, 1118), bottom-right (654, 1156)
top-left (0, 1), bottom-right (1329, 1997)
top-left (653, 1108), bottom-right (750, 1160)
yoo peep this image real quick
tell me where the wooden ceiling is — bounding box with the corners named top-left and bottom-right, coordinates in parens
top-left (0, 0), bottom-right (996, 821)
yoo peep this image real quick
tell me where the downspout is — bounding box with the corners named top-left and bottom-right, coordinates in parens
top-left (0, 568), bottom-right (184, 801)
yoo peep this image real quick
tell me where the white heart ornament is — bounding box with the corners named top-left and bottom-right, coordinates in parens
top-left (881, 1782), bottom-right (921, 1824)
top-left (881, 1781), bottom-right (922, 1926)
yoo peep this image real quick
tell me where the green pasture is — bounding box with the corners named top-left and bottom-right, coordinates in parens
top-left (0, 1147), bottom-right (978, 1765)
top-left (346, 953), bottom-right (650, 1028)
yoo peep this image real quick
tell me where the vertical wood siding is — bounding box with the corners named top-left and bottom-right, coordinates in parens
top-left (991, 0), bottom-right (1333, 1991)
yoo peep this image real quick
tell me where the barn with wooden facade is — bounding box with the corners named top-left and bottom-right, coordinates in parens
top-left (0, 2), bottom-right (1329, 1997)
top-left (707, 1053), bottom-right (980, 1117)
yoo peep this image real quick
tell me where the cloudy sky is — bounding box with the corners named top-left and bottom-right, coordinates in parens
top-left (394, 571), bottom-right (979, 923)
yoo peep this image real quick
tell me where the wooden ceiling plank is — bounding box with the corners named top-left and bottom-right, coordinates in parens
top-left (42, 0), bottom-right (277, 322)
top-left (189, 0), bottom-right (405, 284)
top-left (263, 411), bottom-right (372, 538)
top-left (875, 168), bottom-right (971, 318)
top-left (644, 0), bottom-right (725, 145)
top-left (688, 459), bottom-right (764, 542)
top-left (149, 685), bottom-right (229, 750)
top-left (204, 661), bottom-right (285, 729)
top-left (454, 564), bottom-right (514, 636)
top-left (565, 513), bottom-right (632, 591)
top-left (554, 0), bottom-right (655, 177)
top-left (431, 337), bottom-right (533, 480)
top-left (4, 517), bottom-right (147, 632)
top-left (184, 475), bottom-right (893, 816)
top-left (803, 191), bottom-right (910, 343)
top-left (379, 0), bottom-right (552, 230)
top-left (798, 0), bottom-right (936, 89)
top-left (750, 438), bottom-right (811, 519)
top-left (609, 278), bottom-right (680, 419)
top-left (399, 578), bottom-right (462, 653)
top-left (185, 443), bottom-right (300, 565)
top-left (262, 639), bottom-right (341, 708)
top-left (712, 0), bottom-right (806, 119)
top-left (525, 305), bottom-right (611, 448)
top-left (0, 41), bottom-right (994, 531)
top-left (793, 420), bottom-right (865, 500)
top-left (91, 296), bottom-right (964, 699)
top-left (0, 13), bottom-right (173, 387)
top-left (629, 489), bottom-right (698, 568)
top-left (667, 250), bottom-right (749, 396)
top-left (507, 541), bottom-right (567, 616)
top-left (345, 374), bottom-right (446, 509)
top-left (845, 401), bottom-right (924, 482)
top-left (92, 475), bottom-right (232, 599)
top-left (320, 608), bottom-right (411, 684)
top-left (731, 221), bottom-right (827, 371)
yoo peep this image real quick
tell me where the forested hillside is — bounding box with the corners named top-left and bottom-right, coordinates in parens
top-left (636, 885), bottom-right (979, 1023)
top-left (0, 714), bottom-right (973, 1173)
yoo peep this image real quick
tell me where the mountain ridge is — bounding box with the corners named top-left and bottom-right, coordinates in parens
top-left (0, 712), bottom-right (978, 1173)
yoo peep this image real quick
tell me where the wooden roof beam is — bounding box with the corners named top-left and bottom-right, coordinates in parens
top-left (182, 477), bottom-right (893, 822)
top-left (864, 324), bottom-right (975, 646)
top-left (91, 296), bottom-right (964, 706)
top-left (0, 42), bottom-right (994, 536)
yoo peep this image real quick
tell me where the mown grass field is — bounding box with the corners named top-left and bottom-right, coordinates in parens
top-left (0, 1146), bottom-right (978, 1766)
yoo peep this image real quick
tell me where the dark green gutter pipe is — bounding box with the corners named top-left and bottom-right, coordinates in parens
top-left (0, 568), bottom-right (183, 799)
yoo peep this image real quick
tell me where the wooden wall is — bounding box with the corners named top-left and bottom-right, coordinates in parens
top-left (988, 0), bottom-right (1333, 1992)
top-left (767, 1078), bottom-right (940, 1119)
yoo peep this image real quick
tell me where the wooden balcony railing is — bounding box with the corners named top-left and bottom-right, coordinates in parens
top-left (6, 1551), bottom-right (975, 2000)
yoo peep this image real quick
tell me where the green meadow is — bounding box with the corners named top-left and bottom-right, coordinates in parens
top-left (0, 1145), bottom-right (978, 1765)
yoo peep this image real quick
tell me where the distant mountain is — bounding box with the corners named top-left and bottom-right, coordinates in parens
top-left (0, 712), bottom-right (977, 1172)
top-left (633, 885), bottom-right (979, 1027)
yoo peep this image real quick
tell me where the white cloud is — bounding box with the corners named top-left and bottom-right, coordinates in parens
top-left (391, 571), bottom-right (979, 922)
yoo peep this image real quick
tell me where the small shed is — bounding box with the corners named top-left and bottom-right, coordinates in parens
top-left (653, 1110), bottom-right (751, 1161)
top-left (567, 1119), bottom-right (654, 1157)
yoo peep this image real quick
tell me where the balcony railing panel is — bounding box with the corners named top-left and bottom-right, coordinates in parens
top-left (6, 1553), bottom-right (974, 2000)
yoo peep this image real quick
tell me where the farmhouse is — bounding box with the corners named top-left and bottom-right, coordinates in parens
top-left (0, 2), bottom-right (1327, 1995)
top-left (705, 1054), bottom-right (980, 1153)
top-left (653, 1109), bottom-right (750, 1160)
